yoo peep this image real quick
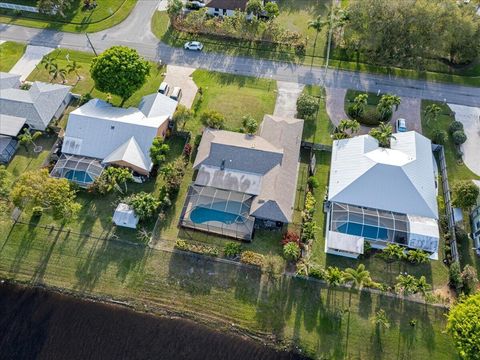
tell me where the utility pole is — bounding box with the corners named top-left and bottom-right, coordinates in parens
top-left (85, 33), bottom-right (98, 56)
top-left (321, 0), bottom-right (336, 89)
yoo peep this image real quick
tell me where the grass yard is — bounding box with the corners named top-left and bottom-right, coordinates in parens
top-left (0, 41), bottom-right (26, 72)
top-left (27, 49), bottom-right (165, 108)
top-left (0, 0), bottom-right (137, 33)
top-left (344, 89), bottom-right (381, 117)
top-left (301, 85), bottom-right (334, 144)
top-left (184, 69), bottom-right (277, 136)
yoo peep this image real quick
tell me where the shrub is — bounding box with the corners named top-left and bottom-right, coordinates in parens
top-left (432, 129), bottom-right (448, 145)
top-left (79, 92), bottom-right (93, 105)
top-left (283, 242), bottom-right (301, 261)
top-left (32, 206), bottom-right (43, 217)
top-left (452, 181), bottom-right (479, 210)
top-left (296, 93), bottom-right (319, 118)
top-left (455, 225), bottom-right (469, 243)
top-left (307, 176), bottom-right (319, 190)
top-left (452, 130), bottom-right (467, 145)
top-left (461, 265), bottom-right (478, 295)
top-left (124, 192), bottom-right (159, 221)
top-left (242, 115), bottom-right (258, 135)
top-left (380, 243), bottom-right (406, 262)
top-left (308, 265), bottom-right (326, 280)
top-left (224, 242), bottom-right (242, 258)
top-left (301, 220), bottom-right (317, 243)
top-left (201, 110), bottom-right (225, 129)
top-left (449, 262), bottom-right (463, 292)
top-left (240, 251), bottom-right (264, 266)
top-left (282, 230), bottom-right (300, 245)
top-left (183, 143), bottom-right (192, 159)
top-left (448, 120), bottom-right (464, 134)
top-left (175, 239), bottom-right (219, 257)
top-left (407, 249), bottom-right (430, 264)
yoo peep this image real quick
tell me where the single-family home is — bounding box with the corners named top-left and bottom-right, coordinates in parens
top-left (205, 0), bottom-right (252, 19)
top-left (180, 114), bottom-right (303, 240)
top-left (50, 93), bottom-right (178, 187)
top-left (325, 131), bottom-right (440, 259)
top-left (470, 180), bottom-right (480, 254)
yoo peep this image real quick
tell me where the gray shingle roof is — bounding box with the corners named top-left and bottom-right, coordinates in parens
top-left (0, 72), bottom-right (21, 90)
top-left (206, 0), bottom-right (248, 10)
top-left (0, 77), bottom-right (71, 130)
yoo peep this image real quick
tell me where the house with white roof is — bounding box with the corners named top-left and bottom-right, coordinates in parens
top-left (179, 114), bottom-right (303, 240)
top-left (325, 131), bottom-right (440, 259)
top-left (50, 93), bottom-right (178, 187)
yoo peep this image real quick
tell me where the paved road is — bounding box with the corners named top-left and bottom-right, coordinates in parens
top-left (1, 0), bottom-right (479, 107)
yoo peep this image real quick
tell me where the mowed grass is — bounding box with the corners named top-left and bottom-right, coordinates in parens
top-left (0, 217), bottom-right (458, 359)
top-left (0, 41), bottom-right (26, 72)
top-left (0, 0), bottom-right (137, 33)
top-left (27, 49), bottom-right (165, 108)
top-left (301, 85), bottom-right (334, 144)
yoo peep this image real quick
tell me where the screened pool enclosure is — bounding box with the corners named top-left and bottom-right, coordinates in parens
top-left (50, 154), bottom-right (104, 187)
top-left (180, 185), bottom-right (255, 240)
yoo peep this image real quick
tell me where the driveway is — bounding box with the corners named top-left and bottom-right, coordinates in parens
top-left (9, 45), bottom-right (53, 81)
top-left (325, 87), bottom-right (346, 129)
top-left (163, 65), bottom-right (198, 108)
top-left (392, 97), bottom-right (422, 133)
top-left (448, 103), bottom-right (480, 176)
top-left (273, 81), bottom-right (304, 118)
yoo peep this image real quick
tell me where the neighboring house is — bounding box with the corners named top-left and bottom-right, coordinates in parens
top-left (180, 114), bottom-right (303, 240)
top-left (50, 93), bottom-right (178, 187)
top-left (0, 72), bottom-right (71, 131)
top-left (0, 114), bottom-right (28, 164)
top-left (325, 131), bottom-right (440, 259)
top-left (470, 180), bottom-right (480, 253)
top-left (205, 0), bottom-right (253, 19)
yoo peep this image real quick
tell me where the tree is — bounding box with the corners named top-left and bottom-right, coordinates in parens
top-left (449, 120), bottom-right (464, 134)
top-left (0, 165), bottom-right (10, 198)
top-left (452, 130), bottom-right (467, 145)
top-left (446, 293), bottom-right (480, 360)
top-left (415, 275), bottom-right (431, 297)
top-left (296, 93), bottom-right (319, 118)
top-left (150, 137), bottom-right (170, 166)
top-left (283, 242), bottom-right (300, 261)
top-left (172, 105), bottom-right (193, 130)
top-left (376, 94), bottom-right (401, 120)
top-left (18, 129), bottom-right (42, 151)
top-left (90, 46), bottom-right (151, 106)
top-left (201, 110), bottom-right (225, 129)
top-left (325, 266), bottom-right (345, 287)
top-left (264, 2), bottom-right (279, 18)
top-left (48, 62), bottom-right (67, 83)
top-left (246, 0), bottom-right (263, 16)
top-left (432, 129), bottom-right (448, 145)
top-left (40, 55), bottom-right (55, 71)
top-left (395, 274), bottom-right (421, 296)
top-left (66, 60), bottom-right (82, 81)
top-left (369, 122), bottom-right (395, 148)
top-left (336, 119), bottom-right (360, 138)
top-left (167, 0), bottom-right (183, 19)
top-left (343, 264), bottom-right (372, 290)
top-left (461, 265), bottom-right (478, 296)
top-left (452, 181), bottom-right (479, 210)
top-left (99, 167), bottom-right (133, 194)
top-left (406, 249), bottom-right (430, 264)
top-left (37, 0), bottom-right (73, 17)
top-left (424, 103), bottom-right (441, 127)
top-left (308, 16), bottom-right (326, 52)
top-left (381, 243), bottom-right (405, 262)
top-left (125, 192), bottom-right (159, 221)
top-left (242, 115), bottom-right (258, 135)
top-left (350, 93), bottom-right (368, 117)
top-left (11, 169), bottom-right (80, 219)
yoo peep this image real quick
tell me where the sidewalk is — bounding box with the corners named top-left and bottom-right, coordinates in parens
top-left (9, 45), bottom-right (54, 81)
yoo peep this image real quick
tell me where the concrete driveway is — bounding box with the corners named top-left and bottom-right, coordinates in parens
top-left (448, 103), bottom-right (480, 176)
top-left (163, 65), bottom-right (198, 108)
top-left (325, 87), bottom-right (347, 129)
top-left (392, 97), bottom-right (422, 133)
top-left (9, 45), bottom-right (53, 81)
top-left (273, 81), bottom-right (304, 118)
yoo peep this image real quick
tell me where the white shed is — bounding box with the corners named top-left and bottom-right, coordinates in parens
top-left (113, 203), bottom-right (139, 229)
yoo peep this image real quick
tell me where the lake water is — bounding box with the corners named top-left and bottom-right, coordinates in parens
top-left (0, 283), bottom-right (308, 360)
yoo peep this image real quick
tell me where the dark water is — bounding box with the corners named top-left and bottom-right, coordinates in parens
top-left (0, 283), bottom-right (308, 360)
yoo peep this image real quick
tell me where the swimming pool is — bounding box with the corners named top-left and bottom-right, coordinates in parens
top-left (336, 222), bottom-right (389, 240)
top-left (190, 206), bottom-right (245, 225)
top-left (64, 170), bottom-right (94, 184)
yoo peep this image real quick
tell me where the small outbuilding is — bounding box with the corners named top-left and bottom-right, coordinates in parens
top-left (112, 203), bottom-right (139, 229)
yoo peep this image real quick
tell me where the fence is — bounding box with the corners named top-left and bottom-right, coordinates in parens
top-left (301, 141), bottom-right (332, 152)
top-left (432, 144), bottom-right (458, 262)
top-left (0, 2), bottom-right (38, 13)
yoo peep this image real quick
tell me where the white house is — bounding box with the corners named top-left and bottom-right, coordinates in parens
top-left (205, 0), bottom-right (253, 19)
top-left (325, 131), bottom-right (440, 259)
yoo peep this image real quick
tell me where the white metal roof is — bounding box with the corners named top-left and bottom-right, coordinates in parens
top-left (139, 93), bottom-right (178, 118)
top-left (113, 203), bottom-right (139, 229)
top-left (327, 231), bottom-right (364, 254)
top-left (0, 114), bottom-right (26, 136)
top-left (195, 164), bottom-right (263, 195)
top-left (103, 137), bottom-right (151, 173)
top-left (328, 131), bottom-right (438, 219)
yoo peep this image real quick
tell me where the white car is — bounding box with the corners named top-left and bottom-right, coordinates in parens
top-left (184, 41), bottom-right (204, 51)
top-left (187, 0), bottom-right (206, 8)
top-left (396, 118), bottom-right (407, 132)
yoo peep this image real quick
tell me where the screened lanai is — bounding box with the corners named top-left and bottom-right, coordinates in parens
top-left (50, 154), bottom-right (104, 187)
top-left (180, 185), bottom-right (255, 240)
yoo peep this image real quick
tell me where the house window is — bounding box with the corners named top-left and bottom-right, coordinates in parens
top-left (214, 7), bottom-right (219, 11)
top-left (111, 126), bottom-right (115, 130)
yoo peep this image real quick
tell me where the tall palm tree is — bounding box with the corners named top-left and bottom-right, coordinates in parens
top-left (66, 60), bottom-right (82, 81)
top-left (352, 93), bottom-right (368, 117)
top-left (415, 275), bottom-right (431, 298)
top-left (40, 55), bottom-right (54, 71)
top-left (424, 103), bottom-right (441, 127)
top-left (308, 16), bottom-right (326, 56)
top-left (48, 62), bottom-right (67, 83)
top-left (18, 129), bottom-right (42, 152)
top-left (369, 122), bottom-right (395, 148)
top-left (343, 264), bottom-right (372, 290)
top-left (391, 95), bottom-right (401, 111)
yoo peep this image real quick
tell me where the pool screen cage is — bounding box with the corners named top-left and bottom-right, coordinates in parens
top-left (330, 202), bottom-right (409, 246)
top-left (50, 154), bottom-right (104, 188)
top-left (180, 185), bottom-right (256, 241)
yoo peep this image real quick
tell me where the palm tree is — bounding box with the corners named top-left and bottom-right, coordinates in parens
top-left (395, 274), bottom-right (419, 296)
top-left (296, 257), bottom-right (311, 277)
top-left (48, 62), bottom-right (67, 83)
top-left (308, 16), bottom-right (326, 54)
top-left (381, 243), bottom-right (405, 262)
top-left (377, 94), bottom-right (401, 120)
top-left (18, 129), bottom-right (42, 152)
top-left (325, 266), bottom-right (345, 287)
top-left (40, 55), bottom-right (54, 71)
top-left (352, 93), bottom-right (368, 117)
top-left (391, 95), bottom-right (401, 111)
top-left (369, 122), bottom-right (395, 148)
top-left (335, 119), bottom-right (360, 139)
top-left (424, 103), bottom-right (441, 127)
top-left (415, 275), bottom-right (431, 298)
top-left (66, 60), bottom-right (82, 81)
top-left (343, 264), bottom-right (372, 290)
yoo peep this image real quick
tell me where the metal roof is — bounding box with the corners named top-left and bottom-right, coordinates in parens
top-left (328, 131), bottom-right (438, 219)
top-left (0, 72), bottom-right (21, 90)
top-left (0, 114), bottom-right (26, 136)
top-left (103, 137), bottom-right (151, 173)
top-left (139, 93), bottom-right (178, 118)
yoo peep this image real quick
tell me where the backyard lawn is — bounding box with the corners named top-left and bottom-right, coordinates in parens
top-left (0, 0), bottom-right (137, 32)
top-left (301, 85), bottom-right (334, 144)
top-left (0, 41), bottom-right (26, 72)
top-left (27, 49), bottom-right (165, 108)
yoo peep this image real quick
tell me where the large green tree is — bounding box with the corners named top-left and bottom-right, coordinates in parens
top-left (90, 46), bottom-right (151, 106)
top-left (452, 180), bottom-right (479, 210)
top-left (37, 0), bottom-right (73, 17)
top-left (446, 293), bottom-right (480, 359)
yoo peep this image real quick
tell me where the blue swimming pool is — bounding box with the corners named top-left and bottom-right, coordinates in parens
top-left (190, 206), bottom-right (245, 225)
top-left (64, 170), bottom-right (94, 184)
top-left (336, 222), bottom-right (389, 240)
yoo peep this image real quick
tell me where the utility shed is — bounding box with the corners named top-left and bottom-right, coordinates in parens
top-left (113, 203), bottom-right (139, 229)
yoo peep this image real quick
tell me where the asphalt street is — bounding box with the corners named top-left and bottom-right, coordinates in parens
top-left (0, 0), bottom-right (479, 107)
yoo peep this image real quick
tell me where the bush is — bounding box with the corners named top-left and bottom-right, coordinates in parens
top-left (79, 93), bottom-right (93, 105)
top-left (455, 225), bottom-right (469, 243)
top-left (201, 110), bottom-right (225, 129)
top-left (448, 120), bottom-right (464, 134)
top-left (124, 192), bottom-right (159, 221)
top-left (183, 143), bottom-right (192, 159)
top-left (281, 230), bottom-right (300, 245)
top-left (452, 130), bottom-right (467, 145)
top-left (175, 239), bottom-right (219, 257)
top-left (461, 265), bottom-right (478, 295)
top-left (407, 249), bottom-right (430, 264)
top-left (432, 129), bottom-right (448, 145)
top-left (224, 242), bottom-right (242, 258)
top-left (307, 176), bottom-right (319, 190)
top-left (308, 265), bottom-right (326, 280)
top-left (240, 251), bottom-right (264, 267)
top-left (348, 106), bottom-right (383, 126)
top-left (32, 206), bottom-right (43, 217)
top-left (283, 242), bottom-right (301, 261)
top-left (449, 262), bottom-right (462, 292)
top-left (296, 93), bottom-right (319, 118)
top-left (452, 181), bottom-right (479, 209)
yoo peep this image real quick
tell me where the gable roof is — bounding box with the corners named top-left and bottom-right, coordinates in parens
top-left (62, 98), bottom-right (168, 173)
top-left (103, 136), bottom-right (151, 173)
top-left (206, 0), bottom-right (248, 10)
top-left (0, 114), bottom-right (26, 137)
top-left (328, 131), bottom-right (438, 219)
top-left (139, 93), bottom-right (178, 118)
top-left (0, 78), bottom-right (70, 130)
top-left (0, 72), bottom-right (21, 90)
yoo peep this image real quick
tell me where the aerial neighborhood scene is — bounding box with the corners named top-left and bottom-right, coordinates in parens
top-left (0, 0), bottom-right (479, 359)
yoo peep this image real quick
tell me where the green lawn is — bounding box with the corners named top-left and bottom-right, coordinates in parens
top-left (301, 85), bottom-right (334, 144)
top-left (0, 41), bottom-right (26, 72)
top-left (344, 89), bottom-right (381, 115)
top-left (0, 0), bottom-right (137, 33)
top-left (27, 49), bottom-right (165, 108)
